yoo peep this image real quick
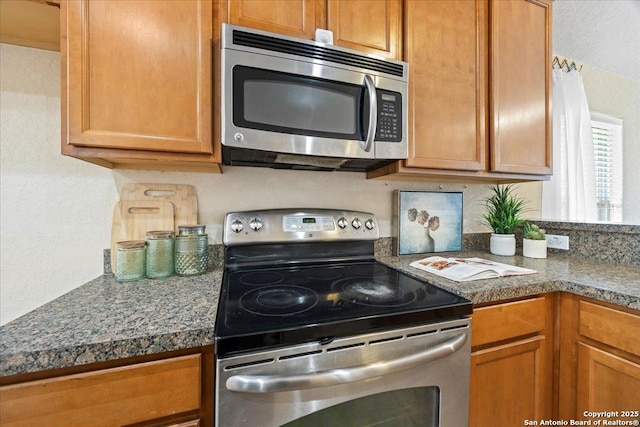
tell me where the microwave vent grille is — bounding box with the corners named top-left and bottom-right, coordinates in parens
top-left (233, 30), bottom-right (405, 78)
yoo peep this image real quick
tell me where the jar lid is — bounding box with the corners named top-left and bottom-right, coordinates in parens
top-left (178, 225), bottom-right (206, 235)
top-left (146, 230), bottom-right (175, 239)
top-left (116, 240), bottom-right (146, 249)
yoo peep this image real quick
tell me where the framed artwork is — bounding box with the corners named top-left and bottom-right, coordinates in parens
top-left (394, 191), bottom-right (463, 255)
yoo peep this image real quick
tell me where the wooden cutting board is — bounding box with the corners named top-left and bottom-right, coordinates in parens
top-left (111, 200), bottom-right (175, 271)
top-left (120, 183), bottom-right (198, 232)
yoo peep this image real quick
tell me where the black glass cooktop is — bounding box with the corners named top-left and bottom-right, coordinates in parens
top-left (215, 260), bottom-right (471, 357)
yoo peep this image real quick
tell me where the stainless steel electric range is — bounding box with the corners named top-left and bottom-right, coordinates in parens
top-left (214, 209), bottom-right (472, 427)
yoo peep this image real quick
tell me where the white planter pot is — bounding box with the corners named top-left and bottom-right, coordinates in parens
top-left (490, 233), bottom-right (516, 256)
top-left (523, 238), bottom-right (547, 258)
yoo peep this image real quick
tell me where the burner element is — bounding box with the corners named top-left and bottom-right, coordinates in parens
top-left (345, 280), bottom-right (400, 301)
top-left (333, 277), bottom-right (417, 307)
top-left (307, 268), bottom-right (343, 281)
top-left (239, 271), bottom-right (284, 286)
top-left (348, 263), bottom-right (390, 276)
top-left (240, 286), bottom-right (318, 316)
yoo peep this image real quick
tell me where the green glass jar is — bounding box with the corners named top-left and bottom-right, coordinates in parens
top-left (145, 231), bottom-right (175, 279)
top-left (175, 225), bottom-right (208, 276)
top-left (115, 240), bottom-right (146, 282)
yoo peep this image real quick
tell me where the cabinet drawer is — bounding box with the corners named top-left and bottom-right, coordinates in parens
top-left (472, 297), bottom-right (547, 347)
top-left (0, 354), bottom-right (201, 427)
top-left (166, 421), bottom-right (200, 427)
top-left (579, 300), bottom-right (640, 356)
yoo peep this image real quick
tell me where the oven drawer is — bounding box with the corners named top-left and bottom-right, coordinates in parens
top-left (472, 296), bottom-right (547, 347)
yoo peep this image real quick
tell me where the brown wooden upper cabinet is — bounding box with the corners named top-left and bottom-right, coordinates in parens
top-left (368, 0), bottom-right (552, 181)
top-left (0, 0), bottom-right (60, 51)
top-left (58, 0), bottom-right (549, 176)
top-left (226, 0), bottom-right (402, 60)
top-left (490, 0), bottom-right (552, 175)
top-left (61, 0), bottom-right (220, 173)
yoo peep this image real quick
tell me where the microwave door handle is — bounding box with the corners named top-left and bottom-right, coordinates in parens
top-left (362, 74), bottom-right (377, 153)
top-left (226, 333), bottom-right (467, 394)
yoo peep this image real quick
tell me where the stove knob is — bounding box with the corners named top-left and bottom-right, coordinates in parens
top-left (231, 219), bottom-right (243, 233)
top-left (351, 218), bottom-right (362, 229)
top-left (365, 219), bottom-right (375, 230)
top-left (337, 217), bottom-right (348, 229)
top-left (249, 218), bottom-right (263, 232)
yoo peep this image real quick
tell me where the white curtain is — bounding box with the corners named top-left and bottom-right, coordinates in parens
top-left (542, 69), bottom-right (597, 222)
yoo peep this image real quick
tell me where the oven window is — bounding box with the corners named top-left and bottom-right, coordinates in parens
top-left (233, 66), bottom-right (366, 140)
top-left (280, 386), bottom-right (440, 427)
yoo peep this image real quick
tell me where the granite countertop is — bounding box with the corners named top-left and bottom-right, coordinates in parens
top-left (376, 251), bottom-right (640, 309)
top-left (1, 253), bottom-right (639, 378)
top-left (0, 270), bottom-right (223, 377)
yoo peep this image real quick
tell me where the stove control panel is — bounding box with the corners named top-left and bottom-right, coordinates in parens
top-left (283, 215), bottom-right (335, 232)
top-left (224, 209), bottom-right (379, 245)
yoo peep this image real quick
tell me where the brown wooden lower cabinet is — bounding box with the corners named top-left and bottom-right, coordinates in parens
top-left (0, 347), bottom-right (214, 427)
top-left (470, 293), bottom-right (640, 426)
top-left (559, 294), bottom-right (640, 421)
top-left (469, 294), bottom-right (555, 427)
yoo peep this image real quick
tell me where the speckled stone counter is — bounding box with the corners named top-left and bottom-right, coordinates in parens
top-left (376, 251), bottom-right (640, 309)
top-left (0, 269), bottom-right (222, 377)
top-left (2, 251), bottom-right (639, 378)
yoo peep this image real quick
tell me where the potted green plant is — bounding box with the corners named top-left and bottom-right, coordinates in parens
top-left (482, 184), bottom-right (526, 256)
top-left (523, 222), bottom-right (547, 258)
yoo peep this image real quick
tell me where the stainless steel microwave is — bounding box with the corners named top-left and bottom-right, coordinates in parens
top-left (221, 24), bottom-right (409, 172)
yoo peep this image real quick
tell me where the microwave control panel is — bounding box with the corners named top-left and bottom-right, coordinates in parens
top-left (376, 89), bottom-right (402, 142)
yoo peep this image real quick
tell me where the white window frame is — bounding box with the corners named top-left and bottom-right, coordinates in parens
top-left (590, 111), bottom-right (623, 222)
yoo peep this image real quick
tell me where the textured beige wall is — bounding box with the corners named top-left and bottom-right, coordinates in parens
top-left (0, 44), bottom-right (119, 325)
top-left (1, 44), bottom-right (542, 324)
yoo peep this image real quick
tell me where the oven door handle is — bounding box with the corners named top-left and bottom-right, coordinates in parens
top-left (226, 333), bottom-right (467, 394)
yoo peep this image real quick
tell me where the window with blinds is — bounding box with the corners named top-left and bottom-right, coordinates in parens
top-left (591, 112), bottom-right (623, 222)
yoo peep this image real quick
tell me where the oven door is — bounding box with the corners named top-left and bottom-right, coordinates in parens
top-left (215, 318), bottom-right (470, 427)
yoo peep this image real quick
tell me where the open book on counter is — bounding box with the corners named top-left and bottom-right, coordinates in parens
top-left (410, 256), bottom-right (537, 282)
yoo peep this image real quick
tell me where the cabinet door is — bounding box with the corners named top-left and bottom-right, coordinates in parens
top-left (64, 0), bottom-right (212, 154)
top-left (576, 343), bottom-right (640, 419)
top-left (228, 0), bottom-right (323, 39)
top-left (404, 0), bottom-right (487, 171)
top-left (490, 0), bottom-right (552, 174)
top-left (327, 0), bottom-right (401, 59)
top-left (470, 336), bottom-right (551, 426)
